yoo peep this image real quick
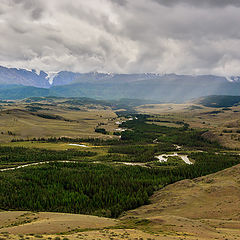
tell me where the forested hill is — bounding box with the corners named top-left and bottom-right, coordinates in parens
top-left (198, 95), bottom-right (240, 108)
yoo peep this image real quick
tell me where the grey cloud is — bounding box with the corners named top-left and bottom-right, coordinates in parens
top-left (153, 0), bottom-right (240, 8)
top-left (108, 0), bottom-right (127, 6)
top-left (0, 0), bottom-right (240, 76)
top-left (10, 0), bottom-right (45, 19)
top-left (31, 7), bottom-right (43, 19)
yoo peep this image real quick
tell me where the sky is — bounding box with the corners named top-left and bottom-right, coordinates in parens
top-left (0, 0), bottom-right (240, 76)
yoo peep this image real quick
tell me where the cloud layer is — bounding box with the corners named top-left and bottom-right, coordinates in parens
top-left (0, 0), bottom-right (240, 76)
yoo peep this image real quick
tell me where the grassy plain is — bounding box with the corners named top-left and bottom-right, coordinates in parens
top-left (0, 98), bottom-right (119, 143)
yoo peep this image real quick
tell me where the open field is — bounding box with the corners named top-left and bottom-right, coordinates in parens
top-left (0, 211), bottom-right (117, 235)
top-left (0, 98), bottom-right (119, 143)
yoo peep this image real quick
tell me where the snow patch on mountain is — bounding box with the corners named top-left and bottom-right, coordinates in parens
top-left (226, 76), bottom-right (240, 82)
top-left (46, 72), bottom-right (58, 85)
top-left (33, 69), bottom-right (41, 76)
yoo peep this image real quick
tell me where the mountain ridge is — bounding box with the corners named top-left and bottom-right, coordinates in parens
top-left (1, 65), bottom-right (240, 101)
top-left (0, 66), bottom-right (50, 88)
top-left (2, 65), bottom-right (240, 87)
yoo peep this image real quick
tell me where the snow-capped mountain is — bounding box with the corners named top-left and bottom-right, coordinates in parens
top-left (1, 65), bottom-right (240, 102)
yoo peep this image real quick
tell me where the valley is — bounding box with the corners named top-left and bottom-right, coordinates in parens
top-left (0, 97), bottom-right (240, 239)
top-left (2, 0), bottom-right (240, 239)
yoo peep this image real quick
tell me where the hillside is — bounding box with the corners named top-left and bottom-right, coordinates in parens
top-left (198, 95), bottom-right (240, 108)
top-left (126, 164), bottom-right (240, 220)
top-left (123, 163), bottom-right (240, 239)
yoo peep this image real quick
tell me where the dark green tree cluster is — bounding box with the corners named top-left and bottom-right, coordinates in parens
top-left (11, 137), bottom-right (122, 146)
top-left (108, 143), bottom-right (176, 162)
top-left (95, 128), bottom-right (108, 135)
top-left (120, 118), bottom-right (220, 150)
top-left (0, 146), bottom-right (96, 163)
top-left (0, 152), bottom-right (239, 218)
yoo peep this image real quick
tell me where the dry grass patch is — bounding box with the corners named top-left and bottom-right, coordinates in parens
top-left (0, 212), bottom-right (117, 235)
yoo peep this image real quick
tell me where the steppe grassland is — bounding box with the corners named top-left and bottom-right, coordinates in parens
top-left (0, 101), bottom-right (119, 143)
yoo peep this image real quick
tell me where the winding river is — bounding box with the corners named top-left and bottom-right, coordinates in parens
top-left (0, 161), bottom-right (78, 172)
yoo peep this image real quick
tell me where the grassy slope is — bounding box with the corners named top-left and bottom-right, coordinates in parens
top-left (123, 163), bottom-right (240, 239)
top-left (198, 95), bottom-right (240, 108)
top-left (0, 211), bottom-right (117, 235)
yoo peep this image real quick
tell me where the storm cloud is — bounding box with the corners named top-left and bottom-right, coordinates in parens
top-left (0, 0), bottom-right (240, 76)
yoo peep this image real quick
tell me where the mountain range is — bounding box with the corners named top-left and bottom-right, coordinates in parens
top-left (1, 65), bottom-right (240, 102)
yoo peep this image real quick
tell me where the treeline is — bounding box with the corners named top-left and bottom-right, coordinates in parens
top-left (189, 152), bottom-right (240, 164)
top-left (147, 118), bottom-right (188, 127)
top-left (0, 146), bottom-right (96, 163)
top-left (11, 137), bottom-right (122, 146)
top-left (0, 153), bottom-right (239, 218)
